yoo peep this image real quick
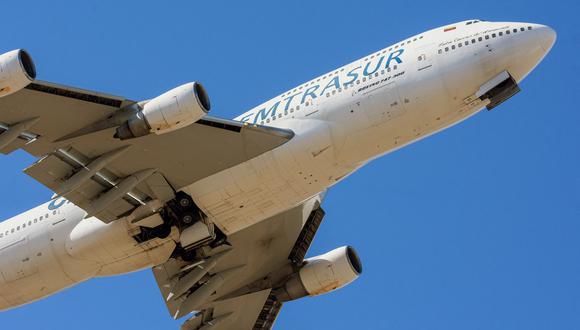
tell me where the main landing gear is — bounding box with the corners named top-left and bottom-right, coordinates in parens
top-left (133, 191), bottom-right (227, 255)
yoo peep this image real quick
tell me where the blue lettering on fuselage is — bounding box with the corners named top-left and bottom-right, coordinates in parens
top-left (363, 56), bottom-right (384, 76)
top-left (240, 48), bottom-right (405, 124)
top-left (48, 197), bottom-right (67, 210)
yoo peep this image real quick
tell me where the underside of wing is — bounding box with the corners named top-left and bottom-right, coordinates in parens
top-left (0, 80), bottom-right (293, 223)
top-left (152, 195), bottom-right (327, 330)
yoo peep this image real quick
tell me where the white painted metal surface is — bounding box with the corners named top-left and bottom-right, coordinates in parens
top-left (0, 20), bottom-right (556, 324)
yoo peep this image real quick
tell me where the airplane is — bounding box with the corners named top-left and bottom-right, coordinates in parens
top-left (0, 19), bottom-right (555, 329)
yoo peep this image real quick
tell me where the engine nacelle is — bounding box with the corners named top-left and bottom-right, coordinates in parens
top-left (0, 49), bottom-right (36, 98)
top-left (276, 246), bottom-right (363, 302)
top-left (115, 82), bottom-right (210, 140)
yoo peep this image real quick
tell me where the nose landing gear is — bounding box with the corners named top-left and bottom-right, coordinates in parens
top-left (476, 70), bottom-right (521, 110)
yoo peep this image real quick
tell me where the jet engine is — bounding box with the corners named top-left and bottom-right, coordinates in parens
top-left (275, 246), bottom-right (362, 302)
top-left (115, 82), bottom-right (210, 140)
top-left (0, 49), bottom-right (36, 98)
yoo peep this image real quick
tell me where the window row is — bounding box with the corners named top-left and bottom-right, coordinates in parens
top-left (281, 36), bottom-right (421, 98)
top-left (437, 26), bottom-right (534, 54)
top-left (0, 210), bottom-right (58, 239)
top-left (261, 65), bottom-right (399, 125)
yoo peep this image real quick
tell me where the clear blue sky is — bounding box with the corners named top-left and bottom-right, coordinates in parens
top-left (0, 1), bottom-right (578, 329)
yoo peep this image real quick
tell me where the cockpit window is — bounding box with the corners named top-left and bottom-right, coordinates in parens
top-left (466, 20), bottom-right (482, 25)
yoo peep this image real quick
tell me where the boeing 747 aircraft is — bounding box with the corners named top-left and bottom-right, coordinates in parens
top-left (0, 20), bottom-right (555, 329)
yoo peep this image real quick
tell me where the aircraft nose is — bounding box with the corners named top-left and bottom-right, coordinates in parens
top-left (535, 25), bottom-right (557, 52)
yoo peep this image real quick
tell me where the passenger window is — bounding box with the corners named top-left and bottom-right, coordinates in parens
top-left (520, 27), bottom-right (525, 31)
top-left (513, 28), bottom-right (517, 33)
top-left (506, 30), bottom-right (510, 35)
top-left (492, 33), bottom-right (496, 38)
top-left (485, 35), bottom-right (490, 40)
top-left (472, 39), bottom-right (476, 44)
top-left (445, 47), bottom-right (449, 51)
top-left (464, 41), bottom-right (469, 46)
top-left (458, 43), bottom-right (462, 48)
top-left (451, 45), bottom-right (456, 50)
top-left (499, 32), bottom-right (503, 36)
top-left (478, 37), bottom-right (483, 41)
top-left (438, 49), bottom-right (442, 54)
top-left (528, 26), bottom-right (532, 30)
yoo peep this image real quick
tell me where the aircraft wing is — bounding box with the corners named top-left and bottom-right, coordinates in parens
top-left (152, 194), bottom-right (326, 330)
top-left (0, 80), bottom-right (293, 222)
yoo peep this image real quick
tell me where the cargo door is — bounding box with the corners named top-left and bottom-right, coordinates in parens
top-left (0, 236), bottom-right (38, 283)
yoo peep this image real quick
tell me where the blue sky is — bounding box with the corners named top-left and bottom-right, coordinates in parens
top-left (0, 1), bottom-right (578, 329)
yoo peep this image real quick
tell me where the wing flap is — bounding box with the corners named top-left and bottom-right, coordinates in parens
top-left (152, 194), bottom-right (325, 329)
top-left (180, 290), bottom-right (272, 330)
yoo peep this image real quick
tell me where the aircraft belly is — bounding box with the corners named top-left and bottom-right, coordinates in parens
top-left (185, 119), bottom-right (351, 235)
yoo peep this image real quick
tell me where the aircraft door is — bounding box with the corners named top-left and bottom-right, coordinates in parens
top-left (416, 44), bottom-right (434, 72)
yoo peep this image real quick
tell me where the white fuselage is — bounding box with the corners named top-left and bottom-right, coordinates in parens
top-left (0, 20), bottom-right (555, 311)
